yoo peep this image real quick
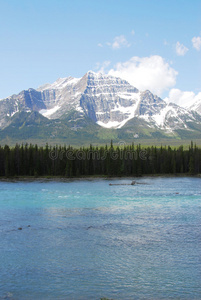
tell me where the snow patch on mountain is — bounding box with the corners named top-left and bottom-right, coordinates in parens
top-left (151, 106), bottom-right (174, 127)
top-left (76, 105), bottom-right (84, 113)
top-left (38, 77), bottom-right (81, 91)
top-left (7, 108), bottom-right (19, 117)
top-left (97, 120), bottom-right (122, 129)
top-left (39, 105), bottom-right (60, 117)
top-left (96, 93), bottom-right (141, 128)
top-left (187, 98), bottom-right (201, 115)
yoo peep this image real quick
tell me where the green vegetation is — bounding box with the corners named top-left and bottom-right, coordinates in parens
top-left (0, 141), bottom-right (200, 177)
top-left (1, 111), bottom-right (201, 147)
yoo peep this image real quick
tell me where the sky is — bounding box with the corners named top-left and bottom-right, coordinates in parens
top-left (0, 0), bottom-right (201, 107)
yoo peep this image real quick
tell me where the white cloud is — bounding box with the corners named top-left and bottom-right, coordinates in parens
top-left (108, 35), bottom-right (130, 49)
top-left (97, 43), bottom-right (103, 47)
top-left (108, 55), bottom-right (178, 96)
top-left (176, 42), bottom-right (189, 56)
top-left (164, 88), bottom-right (201, 108)
top-left (131, 29), bottom-right (135, 35)
top-left (192, 36), bottom-right (201, 51)
top-left (97, 60), bottom-right (111, 73)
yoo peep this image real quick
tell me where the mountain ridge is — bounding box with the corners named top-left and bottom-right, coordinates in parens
top-left (0, 71), bottom-right (201, 144)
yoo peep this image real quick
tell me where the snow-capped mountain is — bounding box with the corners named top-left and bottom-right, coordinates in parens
top-left (0, 71), bottom-right (201, 143)
top-left (186, 98), bottom-right (201, 115)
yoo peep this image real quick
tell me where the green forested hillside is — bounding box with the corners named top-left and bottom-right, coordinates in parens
top-left (1, 111), bottom-right (201, 147)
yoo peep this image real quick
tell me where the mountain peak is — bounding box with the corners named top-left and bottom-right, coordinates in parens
top-left (0, 71), bottom-right (201, 140)
top-left (37, 76), bottom-right (81, 91)
top-left (87, 70), bottom-right (99, 75)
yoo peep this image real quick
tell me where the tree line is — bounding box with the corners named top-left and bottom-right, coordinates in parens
top-left (0, 141), bottom-right (200, 177)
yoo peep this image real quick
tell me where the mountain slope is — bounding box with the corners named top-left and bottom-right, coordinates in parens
top-left (187, 98), bottom-right (201, 115)
top-left (0, 71), bottom-right (201, 144)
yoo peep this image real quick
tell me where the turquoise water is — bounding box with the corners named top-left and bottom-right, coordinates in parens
top-left (0, 177), bottom-right (201, 300)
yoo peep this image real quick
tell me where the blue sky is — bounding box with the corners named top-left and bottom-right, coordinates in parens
top-left (0, 0), bottom-right (200, 105)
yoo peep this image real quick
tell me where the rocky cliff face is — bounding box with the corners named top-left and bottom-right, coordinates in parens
top-left (79, 72), bottom-right (139, 127)
top-left (0, 89), bottom-right (46, 128)
top-left (0, 71), bottom-right (200, 136)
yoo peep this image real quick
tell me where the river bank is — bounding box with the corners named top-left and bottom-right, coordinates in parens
top-left (0, 173), bottom-right (201, 182)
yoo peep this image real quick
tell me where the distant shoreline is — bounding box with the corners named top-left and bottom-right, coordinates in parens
top-left (0, 174), bottom-right (200, 182)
